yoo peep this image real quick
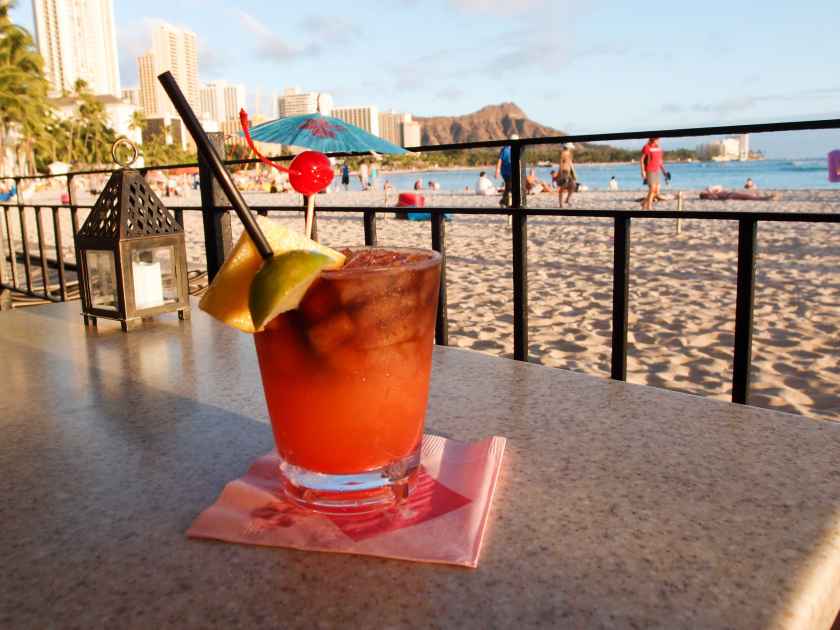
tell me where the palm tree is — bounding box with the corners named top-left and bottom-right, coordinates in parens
top-left (57, 79), bottom-right (115, 167)
top-left (129, 110), bottom-right (146, 132)
top-left (73, 80), bottom-right (113, 164)
top-left (129, 109), bottom-right (147, 145)
top-left (0, 0), bottom-right (50, 175)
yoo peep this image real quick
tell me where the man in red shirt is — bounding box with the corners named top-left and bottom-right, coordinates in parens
top-left (640, 137), bottom-right (665, 209)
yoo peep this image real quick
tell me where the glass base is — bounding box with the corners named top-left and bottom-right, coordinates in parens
top-left (277, 446), bottom-right (421, 515)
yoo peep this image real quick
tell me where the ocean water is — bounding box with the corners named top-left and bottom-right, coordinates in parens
top-left (376, 158), bottom-right (838, 193)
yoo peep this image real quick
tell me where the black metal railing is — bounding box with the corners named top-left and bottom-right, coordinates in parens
top-left (2, 117), bottom-right (839, 410)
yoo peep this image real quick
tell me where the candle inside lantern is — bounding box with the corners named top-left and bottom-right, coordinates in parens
top-left (132, 261), bottom-right (165, 309)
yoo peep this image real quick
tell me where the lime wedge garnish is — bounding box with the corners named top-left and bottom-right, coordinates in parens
top-left (199, 216), bottom-right (344, 333)
top-left (249, 250), bottom-right (334, 331)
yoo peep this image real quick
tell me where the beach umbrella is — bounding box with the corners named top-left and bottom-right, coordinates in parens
top-left (242, 111), bottom-right (407, 155)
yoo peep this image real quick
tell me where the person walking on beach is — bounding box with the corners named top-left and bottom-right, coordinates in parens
top-left (341, 163), bottom-right (350, 191)
top-left (359, 162), bottom-right (370, 191)
top-left (556, 143), bottom-right (577, 208)
top-left (608, 176), bottom-right (619, 191)
top-left (495, 134), bottom-right (518, 208)
top-left (641, 137), bottom-right (665, 209)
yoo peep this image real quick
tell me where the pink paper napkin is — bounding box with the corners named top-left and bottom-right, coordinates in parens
top-left (188, 434), bottom-right (506, 567)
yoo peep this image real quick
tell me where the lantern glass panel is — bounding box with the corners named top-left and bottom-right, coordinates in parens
top-left (85, 249), bottom-right (118, 311)
top-left (131, 245), bottom-right (177, 310)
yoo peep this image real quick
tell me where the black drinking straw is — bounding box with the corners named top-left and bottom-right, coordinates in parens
top-left (157, 71), bottom-right (274, 260)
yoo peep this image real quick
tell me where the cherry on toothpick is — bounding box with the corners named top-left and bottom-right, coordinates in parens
top-left (288, 151), bottom-right (333, 195)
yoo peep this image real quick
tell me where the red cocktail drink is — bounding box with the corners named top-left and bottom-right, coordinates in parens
top-left (254, 247), bottom-right (441, 512)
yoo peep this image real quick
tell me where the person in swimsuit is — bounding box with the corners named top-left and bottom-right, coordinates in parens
top-left (641, 137), bottom-right (665, 210)
top-left (556, 143), bottom-right (577, 208)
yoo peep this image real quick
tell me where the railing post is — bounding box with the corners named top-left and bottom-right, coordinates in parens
top-left (611, 216), bottom-right (631, 380)
top-left (431, 211), bottom-right (448, 345)
top-left (198, 132), bottom-right (233, 281)
top-left (363, 210), bottom-right (377, 246)
top-left (511, 142), bottom-right (528, 361)
top-left (4, 206), bottom-right (16, 288)
top-left (51, 208), bottom-right (67, 300)
top-left (0, 199), bottom-right (6, 287)
top-left (15, 178), bottom-right (33, 293)
top-left (34, 207), bottom-right (50, 298)
top-left (732, 218), bottom-right (757, 404)
top-left (67, 174), bottom-right (86, 315)
top-left (676, 192), bottom-right (684, 235)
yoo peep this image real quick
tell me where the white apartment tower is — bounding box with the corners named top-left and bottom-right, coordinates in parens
top-left (277, 87), bottom-right (333, 118)
top-left (332, 106), bottom-right (380, 137)
top-left (738, 134), bottom-right (750, 161)
top-left (121, 87), bottom-right (141, 107)
top-left (137, 22), bottom-right (199, 117)
top-left (32, 0), bottom-right (121, 97)
top-left (270, 89), bottom-right (278, 118)
top-left (378, 111), bottom-right (421, 147)
top-left (378, 111), bottom-right (402, 146)
top-left (402, 117), bottom-right (421, 147)
top-left (200, 81), bottom-right (246, 122)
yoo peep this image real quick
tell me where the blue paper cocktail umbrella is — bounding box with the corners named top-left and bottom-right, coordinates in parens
top-left (243, 112), bottom-right (407, 155)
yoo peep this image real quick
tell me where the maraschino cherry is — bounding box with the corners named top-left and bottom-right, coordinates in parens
top-left (288, 151), bottom-right (333, 195)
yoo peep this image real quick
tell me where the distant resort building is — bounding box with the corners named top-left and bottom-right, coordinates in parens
top-left (276, 88), bottom-right (333, 118)
top-left (121, 87), bottom-right (141, 108)
top-left (697, 134), bottom-right (753, 161)
top-left (137, 22), bottom-right (199, 118)
top-left (332, 106), bottom-right (380, 137)
top-left (379, 111), bottom-right (422, 148)
top-left (135, 22), bottom-right (200, 150)
top-left (199, 81), bottom-right (246, 136)
top-left (271, 87), bottom-right (420, 147)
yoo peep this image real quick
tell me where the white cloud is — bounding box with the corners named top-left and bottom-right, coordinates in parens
top-left (449, 0), bottom-right (548, 13)
top-left (238, 10), bottom-right (319, 61)
top-left (117, 17), bottom-right (228, 85)
top-left (197, 36), bottom-right (229, 77)
top-left (298, 15), bottom-right (362, 43)
top-left (662, 87), bottom-right (840, 116)
top-left (436, 86), bottom-right (465, 100)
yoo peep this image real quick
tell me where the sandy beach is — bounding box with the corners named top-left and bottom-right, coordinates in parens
top-left (5, 186), bottom-right (839, 422)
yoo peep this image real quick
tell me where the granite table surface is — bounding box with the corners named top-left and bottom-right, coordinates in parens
top-left (2, 300), bottom-right (840, 629)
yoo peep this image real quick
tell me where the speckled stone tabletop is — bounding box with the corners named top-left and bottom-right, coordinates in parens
top-left (2, 301), bottom-right (840, 629)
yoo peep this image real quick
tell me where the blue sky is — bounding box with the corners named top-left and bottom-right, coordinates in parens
top-left (13, 0), bottom-right (840, 157)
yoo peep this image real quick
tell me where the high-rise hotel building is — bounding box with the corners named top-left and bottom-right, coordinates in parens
top-left (332, 106), bottom-right (380, 137)
top-left (32, 0), bottom-right (121, 97)
top-left (379, 111), bottom-right (421, 147)
top-left (137, 22), bottom-right (199, 117)
top-left (200, 81), bottom-right (246, 134)
top-left (199, 81), bottom-right (246, 123)
top-left (277, 88), bottom-right (333, 118)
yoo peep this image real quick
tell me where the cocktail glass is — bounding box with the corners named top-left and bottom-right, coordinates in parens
top-left (254, 247), bottom-right (442, 513)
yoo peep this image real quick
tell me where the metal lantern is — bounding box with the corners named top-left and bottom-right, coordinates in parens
top-left (75, 139), bottom-right (190, 331)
